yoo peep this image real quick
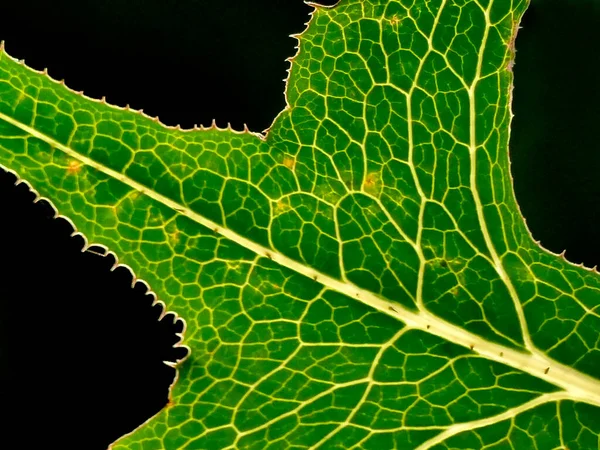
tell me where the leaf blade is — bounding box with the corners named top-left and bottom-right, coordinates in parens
top-left (1, 0), bottom-right (600, 448)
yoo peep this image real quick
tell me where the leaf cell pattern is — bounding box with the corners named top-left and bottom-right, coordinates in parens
top-left (0, 0), bottom-right (599, 448)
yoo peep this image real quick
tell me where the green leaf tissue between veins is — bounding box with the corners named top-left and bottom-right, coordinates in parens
top-left (0, 0), bottom-right (599, 448)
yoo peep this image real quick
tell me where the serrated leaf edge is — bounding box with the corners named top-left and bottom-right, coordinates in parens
top-left (1, 0), bottom-right (600, 443)
top-left (0, 163), bottom-right (190, 446)
top-left (1, 107), bottom-right (599, 410)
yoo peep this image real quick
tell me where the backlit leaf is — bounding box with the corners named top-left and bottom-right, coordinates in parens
top-left (0, 0), bottom-right (599, 448)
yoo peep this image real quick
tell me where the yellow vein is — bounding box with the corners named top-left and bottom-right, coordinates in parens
top-left (1, 111), bottom-right (600, 408)
top-left (467, 4), bottom-right (534, 350)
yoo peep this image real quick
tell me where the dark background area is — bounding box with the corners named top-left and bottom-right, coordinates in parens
top-left (0, 0), bottom-right (597, 448)
top-left (510, 0), bottom-right (600, 269)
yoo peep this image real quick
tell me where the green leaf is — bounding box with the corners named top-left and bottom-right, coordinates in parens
top-left (1, 0), bottom-right (599, 448)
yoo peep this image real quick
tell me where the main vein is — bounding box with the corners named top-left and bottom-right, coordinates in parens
top-left (1, 108), bottom-right (600, 407)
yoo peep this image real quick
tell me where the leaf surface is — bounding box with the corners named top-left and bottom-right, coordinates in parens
top-left (1, 0), bottom-right (599, 448)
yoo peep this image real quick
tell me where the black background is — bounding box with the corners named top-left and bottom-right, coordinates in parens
top-left (0, 0), bottom-right (597, 448)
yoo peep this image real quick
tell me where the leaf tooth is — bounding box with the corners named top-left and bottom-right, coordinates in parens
top-left (0, 166), bottom-right (192, 371)
top-left (2, 45), bottom-right (146, 116)
top-left (576, 261), bottom-right (598, 273)
top-left (534, 240), bottom-right (597, 272)
top-left (0, 42), bottom-right (262, 140)
top-left (0, 43), bottom-right (193, 133)
top-left (262, 0), bottom-right (318, 139)
top-left (86, 245), bottom-right (108, 257)
top-left (198, 119), bottom-right (257, 137)
top-left (305, 1), bottom-right (340, 9)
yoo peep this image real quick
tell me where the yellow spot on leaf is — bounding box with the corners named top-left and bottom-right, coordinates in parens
top-left (227, 261), bottom-right (243, 271)
top-left (66, 160), bottom-right (82, 175)
top-left (149, 214), bottom-right (162, 225)
top-left (314, 182), bottom-right (343, 204)
top-left (169, 230), bottom-right (180, 244)
top-left (363, 171), bottom-right (381, 194)
top-left (275, 198), bottom-right (292, 214)
top-left (283, 156), bottom-right (296, 170)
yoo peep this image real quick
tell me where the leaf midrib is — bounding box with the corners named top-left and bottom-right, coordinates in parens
top-left (1, 108), bottom-right (600, 408)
